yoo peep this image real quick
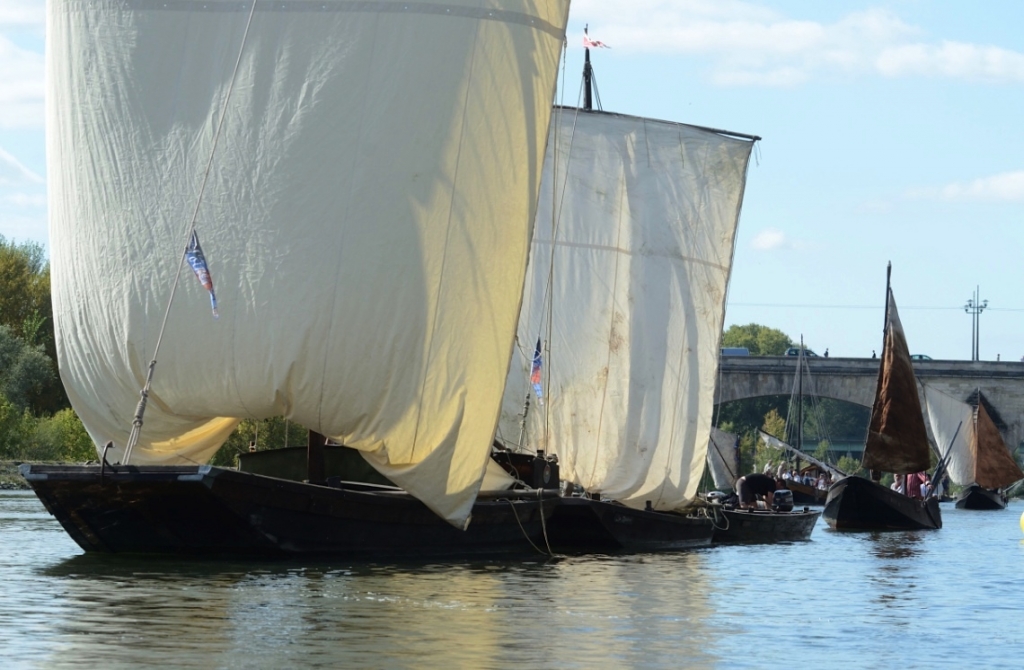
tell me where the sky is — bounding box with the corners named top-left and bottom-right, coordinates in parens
top-left (1, 0), bottom-right (1023, 361)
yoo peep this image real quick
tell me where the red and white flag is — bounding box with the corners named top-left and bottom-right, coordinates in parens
top-left (583, 34), bottom-right (609, 49)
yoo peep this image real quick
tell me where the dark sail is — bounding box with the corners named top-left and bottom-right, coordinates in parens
top-left (973, 403), bottom-right (1024, 489)
top-left (861, 291), bottom-right (931, 474)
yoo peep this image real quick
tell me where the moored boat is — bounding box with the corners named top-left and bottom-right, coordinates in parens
top-left (711, 506), bottom-right (820, 543)
top-left (26, 0), bottom-right (573, 556)
top-left (546, 496), bottom-right (714, 553)
top-left (495, 38), bottom-right (759, 552)
top-left (21, 463), bottom-right (559, 557)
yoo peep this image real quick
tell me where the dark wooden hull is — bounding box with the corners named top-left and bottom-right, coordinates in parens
top-left (785, 481), bottom-right (827, 505)
top-left (823, 476), bottom-right (941, 531)
top-left (955, 485), bottom-right (1007, 510)
top-left (20, 464), bottom-right (558, 558)
top-left (546, 497), bottom-right (713, 552)
top-left (712, 507), bottom-right (820, 543)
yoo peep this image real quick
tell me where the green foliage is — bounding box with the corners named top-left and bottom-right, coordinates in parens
top-left (0, 236), bottom-right (52, 350)
top-left (0, 395), bottom-right (96, 463)
top-left (715, 396), bottom-right (789, 444)
top-left (736, 429), bottom-right (756, 476)
top-left (836, 455), bottom-right (863, 477)
top-left (813, 439), bottom-right (830, 461)
top-left (0, 236), bottom-right (66, 414)
top-left (722, 323), bottom-right (794, 356)
top-left (210, 417), bottom-right (309, 467)
top-left (0, 325), bottom-right (56, 413)
top-left (32, 408), bottom-right (97, 462)
top-left (762, 408), bottom-right (786, 439)
top-left (0, 394), bottom-right (34, 459)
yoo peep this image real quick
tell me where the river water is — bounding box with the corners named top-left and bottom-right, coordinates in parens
top-left (1, 490), bottom-right (1021, 668)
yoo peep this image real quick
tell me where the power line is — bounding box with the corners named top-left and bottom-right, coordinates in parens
top-left (727, 303), bottom-right (1024, 312)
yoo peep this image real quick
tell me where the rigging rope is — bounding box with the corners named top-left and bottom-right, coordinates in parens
top-left (123, 1), bottom-right (259, 463)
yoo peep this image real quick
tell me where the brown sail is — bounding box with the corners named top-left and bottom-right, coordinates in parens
top-left (973, 403), bottom-right (1024, 489)
top-left (861, 291), bottom-right (931, 474)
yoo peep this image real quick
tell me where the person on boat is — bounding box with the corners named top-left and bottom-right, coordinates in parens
top-left (919, 477), bottom-right (932, 499)
top-left (905, 471), bottom-right (927, 499)
top-left (735, 473), bottom-right (778, 509)
top-left (890, 473), bottom-right (904, 494)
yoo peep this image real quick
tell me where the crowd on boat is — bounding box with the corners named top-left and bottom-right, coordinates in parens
top-left (763, 461), bottom-right (832, 491)
top-left (889, 472), bottom-right (932, 499)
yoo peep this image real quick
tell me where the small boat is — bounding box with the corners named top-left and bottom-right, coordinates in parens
top-left (24, 0), bottom-right (573, 556)
top-left (496, 37), bottom-right (758, 552)
top-left (759, 430), bottom-right (844, 505)
top-left (924, 386), bottom-right (1024, 511)
top-left (956, 486), bottom-right (1008, 510)
top-left (711, 502), bottom-right (821, 544)
top-left (823, 264), bottom-right (942, 531)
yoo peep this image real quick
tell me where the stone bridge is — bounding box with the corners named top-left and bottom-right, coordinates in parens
top-left (717, 356), bottom-right (1024, 449)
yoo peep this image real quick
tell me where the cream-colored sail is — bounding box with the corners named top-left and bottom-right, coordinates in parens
top-left (860, 291), bottom-right (932, 474)
top-left (46, 0), bottom-right (570, 526)
top-left (923, 385), bottom-right (975, 485)
top-left (497, 108), bottom-right (755, 511)
top-left (924, 386), bottom-right (1024, 489)
top-left (707, 427), bottom-right (740, 491)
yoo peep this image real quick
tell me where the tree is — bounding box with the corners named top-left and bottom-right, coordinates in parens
top-left (721, 323), bottom-right (794, 356)
top-left (0, 325), bottom-right (55, 414)
top-left (210, 417), bottom-right (310, 467)
top-left (0, 236), bottom-right (66, 413)
top-left (0, 236), bottom-right (51, 348)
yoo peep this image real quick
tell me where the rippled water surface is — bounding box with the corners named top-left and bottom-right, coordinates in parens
top-left (2, 491), bottom-right (1022, 668)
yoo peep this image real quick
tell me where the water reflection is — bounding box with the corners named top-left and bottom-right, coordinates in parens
top-left (867, 531), bottom-right (924, 560)
top-left (6, 494), bottom-right (1024, 667)
top-left (26, 550), bottom-right (719, 668)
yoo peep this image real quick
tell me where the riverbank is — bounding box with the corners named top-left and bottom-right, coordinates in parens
top-left (0, 462), bottom-right (30, 490)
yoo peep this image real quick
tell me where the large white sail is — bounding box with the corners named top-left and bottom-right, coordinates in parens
top-left (923, 386), bottom-right (975, 486)
top-left (46, 0), bottom-right (570, 526)
top-left (497, 108), bottom-right (755, 511)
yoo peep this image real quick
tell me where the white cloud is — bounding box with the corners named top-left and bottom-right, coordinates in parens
top-left (906, 171), bottom-right (1024, 202)
top-left (0, 147), bottom-right (43, 184)
top-left (751, 227), bottom-right (786, 250)
top-left (877, 41), bottom-right (1024, 82)
top-left (0, 0), bottom-right (43, 28)
top-left (0, 1), bottom-right (44, 129)
top-left (571, 0), bottom-right (1023, 86)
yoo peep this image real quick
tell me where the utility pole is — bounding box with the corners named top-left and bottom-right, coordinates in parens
top-left (964, 286), bottom-right (988, 361)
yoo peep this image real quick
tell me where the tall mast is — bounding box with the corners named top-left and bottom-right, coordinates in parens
top-left (883, 262), bottom-right (892, 347)
top-left (583, 25), bottom-right (593, 111)
top-left (797, 335), bottom-right (804, 453)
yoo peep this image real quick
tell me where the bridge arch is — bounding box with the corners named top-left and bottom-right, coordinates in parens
top-left (717, 356), bottom-right (1024, 450)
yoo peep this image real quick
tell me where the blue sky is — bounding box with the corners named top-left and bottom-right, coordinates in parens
top-left (2, 0), bottom-right (1023, 361)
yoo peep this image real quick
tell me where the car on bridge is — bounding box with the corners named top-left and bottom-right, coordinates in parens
top-left (785, 347), bottom-right (818, 357)
top-left (910, 354), bottom-right (932, 360)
